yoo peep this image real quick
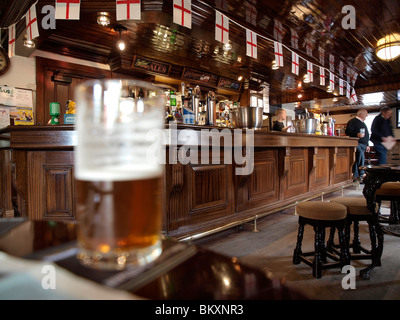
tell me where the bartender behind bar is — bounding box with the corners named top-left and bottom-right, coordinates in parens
top-left (272, 108), bottom-right (290, 132)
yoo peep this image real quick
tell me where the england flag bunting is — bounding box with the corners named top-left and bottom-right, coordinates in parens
top-left (339, 78), bottom-right (344, 95)
top-left (319, 67), bottom-right (325, 86)
top-left (290, 28), bottom-right (298, 49)
top-left (329, 54), bottom-right (334, 72)
top-left (8, 24), bottom-right (16, 58)
top-left (329, 72), bottom-right (335, 91)
top-left (173, 0), bottom-right (191, 29)
top-left (116, 0), bottom-right (141, 21)
top-left (351, 71), bottom-right (358, 86)
top-left (246, 29), bottom-right (257, 59)
top-left (55, 0), bottom-right (81, 20)
top-left (307, 61), bottom-right (313, 82)
top-left (346, 67), bottom-right (351, 83)
top-left (305, 37), bottom-right (313, 56)
top-left (274, 19), bottom-right (284, 43)
top-left (346, 82), bottom-right (351, 99)
top-left (339, 61), bottom-right (344, 77)
top-left (215, 11), bottom-right (229, 44)
top-left (274, 41), bottom-right (283, 67)
top-left (25, 3), bottom-right (39, 41)
top-left (350, 88), bottom-right (358, 103)
top-left (318, 47), bottom-right (325, 66)
top-left (291, 51), bottom-right (299, 75)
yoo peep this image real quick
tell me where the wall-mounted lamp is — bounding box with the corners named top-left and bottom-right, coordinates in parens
top-left (23, 39), bottom-right (35, 48)
top-left (114, 25), bottom-right (127, 51)
top-left (97, 12), bottom-right (111, 26)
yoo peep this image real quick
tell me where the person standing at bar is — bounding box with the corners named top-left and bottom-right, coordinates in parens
top-left (272, 108), bottom-right (290, 132)
top-left (370, 106), bottom-right (394, 165)
top-left (345, 109), bottom-right (370, 180)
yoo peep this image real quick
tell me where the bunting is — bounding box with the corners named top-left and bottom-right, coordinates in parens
top-left (339, 78), bottom-right (344, 95)
top-left (173, 0), bottom-right (191, 29)
top-left (329, 54), bottom-right (334, 72)
top-left (0, 0), bottom-right (360, 105)
top-left (55, 0), bottom-right (81, 20)
top-left (25, 3), bottom-right (39, 41)
top-left (305, 37), bottom-right (313, 56)
top-left (246, 29), bottom-right (257, 59)
top-left (116, 0), bottom-right (141, 21)
top-left (346, 82), bottom-right (351, 99)
top-left (350, 88), bottom-right (358, 103)
top-left (307, 61), bottom-right (313, 82)
top-left (292, 51), bottom-right (299, 75)
top-left (215, 11), bottom-right (229, 44)
top-left (8, 24), bottom-right (16, 58)
top-left (338, 61), bottom-right (344, 78)
top-left (290, 28), bottom-right (298, 49)
top-left (329, 72), bottom-right (335, 91)
top-left (274, 19), bottom-right (284, 43)
top-left (274, 41), bottom-right (283, 67)
top-left (318, 47), bottom-right (325, 66)
top-left (319, 67), bottom-right (325, 86)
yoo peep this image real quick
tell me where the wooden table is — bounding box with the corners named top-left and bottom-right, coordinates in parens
top-left (0, 219), bottom-right (305, 300)
top-left (360, 164), bottom-right (400, 280)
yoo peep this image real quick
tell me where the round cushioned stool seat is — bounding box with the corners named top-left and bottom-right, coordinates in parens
top-left (376, 182), bottom-right (400, 196)
top-left (297, 201), bottom-right (347, 221)
top-left (330, 197), bottom-right (371, 215)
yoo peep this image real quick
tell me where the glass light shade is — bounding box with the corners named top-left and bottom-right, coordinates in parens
top-left (97, 12), bottom-right (111, 26)
top-left (376, 34), bottom-right (400, 61)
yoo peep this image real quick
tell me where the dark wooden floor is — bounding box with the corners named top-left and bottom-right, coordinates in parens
top-left (197, 185), bottom-right (400, 300)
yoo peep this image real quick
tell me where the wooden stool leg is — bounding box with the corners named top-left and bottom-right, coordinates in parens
top-left (293, 220), bottom-right (304, 265)
top-left (337, 225), bottom-right (350, 266)
top-left (313, 225), bottom-right (323, 279)
top-left (389, 200), bottom-right (400, 225)
top-left (352, 220), bottom-right (361, 253)
top-left (326, 227), bottom-right (335, 252)
top-left (367, 220), bottom-right (381, 267)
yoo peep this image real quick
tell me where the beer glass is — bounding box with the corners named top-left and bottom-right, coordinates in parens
top-left (74, 79), bottom-right (164, 270)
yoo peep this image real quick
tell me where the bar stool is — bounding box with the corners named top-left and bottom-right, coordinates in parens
top-left (328, 197), bottom-right (379, 266)
top-left (293, 201), bottom-right (349, 279)
top-left (376, 182), bottom-right (400, 225)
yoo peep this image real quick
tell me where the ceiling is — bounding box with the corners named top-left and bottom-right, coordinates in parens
top-left (2, 0), bottom-right (400, 110)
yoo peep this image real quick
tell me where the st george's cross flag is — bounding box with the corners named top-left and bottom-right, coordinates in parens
top-left (215, 11), bottom-right (229, 44)
top-left (350, 88), bottom-right (358, 103)
top-left (26, 3), bottom-right (39, 41)
top-left (329, 54), bottom-right (335, 72)
top-left (346, 81), bottom-right (351, 99)
top-left (274, 19), bottom-right (284, 43)
top-left (290, 28), bottom-right (298, 49)
top-left (338, 61), bottom-right (344, 77)
top-left (339, 78), bottom-right (344, 95)
top-left (292, 51), bottom-right (299, 75)
top-left (246, 29), bottom-right (257, 59)
top-left (116, 0), bottom-right (141, 21)
top-left (307, 61), bottom-right (313, 82)
top-left (8, 24), bottom-right (16, 58)
top-left (173, 0), bottom-right (191, 29)
top-left (329, 72), bottom-right (335, 91)
top-left (55, 0), bottom-right (81, 20)
top-left (319, 47), bottom-right (325, 66)
top-left (319, 67), bottom-right (325, 86)
top-left (274, 41), bottom-right (283, 67)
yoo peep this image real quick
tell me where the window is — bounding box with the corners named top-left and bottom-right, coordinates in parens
top-left (364, 112), bottom-right (379, 146)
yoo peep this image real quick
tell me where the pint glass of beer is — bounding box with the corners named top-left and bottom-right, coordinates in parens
top-left (74, 79), bottom-right (164, 270)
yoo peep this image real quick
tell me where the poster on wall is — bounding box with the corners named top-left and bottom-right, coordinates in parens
top-left (0, 85), bottom-right (34, 126)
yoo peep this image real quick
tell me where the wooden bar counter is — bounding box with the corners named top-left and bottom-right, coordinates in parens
top-left (0, 124), bottom-right (358, 240)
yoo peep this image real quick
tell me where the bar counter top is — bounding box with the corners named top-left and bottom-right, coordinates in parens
top-left (0, 124), bottom-right (358, 149)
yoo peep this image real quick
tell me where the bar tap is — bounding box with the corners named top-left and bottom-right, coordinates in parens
top-left (206, 90), bottom-right (216, 125)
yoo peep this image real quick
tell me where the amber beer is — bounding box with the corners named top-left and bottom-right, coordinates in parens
top-left (74, 79), bottom-right (164, 270)
top-left (76, 173), bottom-right (162, 269)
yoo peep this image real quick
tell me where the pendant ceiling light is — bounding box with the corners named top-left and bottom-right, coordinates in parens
top-left (375, 33), bottom-right (400, 61)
